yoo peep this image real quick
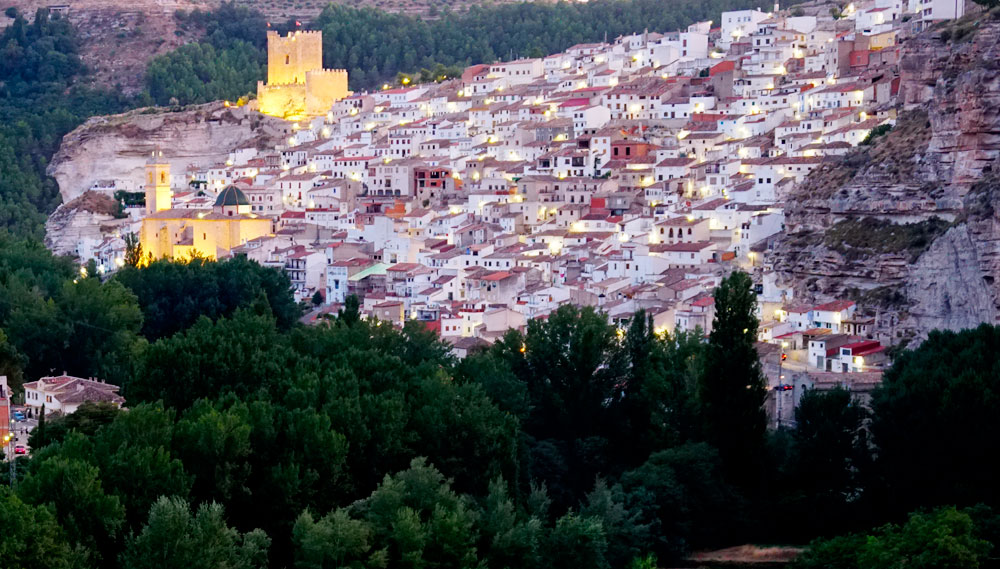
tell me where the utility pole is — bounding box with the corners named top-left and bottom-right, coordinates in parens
top-left (776, 340), bottom-right (789, 428)
top-left (7, 429), bottom-right (13, 488)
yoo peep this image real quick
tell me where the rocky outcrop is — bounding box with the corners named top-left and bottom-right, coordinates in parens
top-left (48, 102), bottom-right (289, 204)
top-left (773, 18), bottom-right (1000, 341)
top-left (44, 191), bottom-right (129, 256)
top-left (905, 223), bottom-right (998, 332)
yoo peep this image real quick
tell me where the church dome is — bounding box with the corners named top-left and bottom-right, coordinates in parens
top-left (214, 185), bottom-right (250, 207)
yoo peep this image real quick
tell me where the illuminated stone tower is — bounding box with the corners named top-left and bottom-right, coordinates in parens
top-left (257, 30), bottom-right (351, 119)
top-left (144, 150), bottom-right (172, 214)
top-left (267, 29), bottom-right (323, 85)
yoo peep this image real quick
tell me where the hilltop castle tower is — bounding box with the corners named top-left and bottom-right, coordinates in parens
top-left (257, 30), bottom-right (351, 119)
top-left (145, 150), bottom-right (173, 214)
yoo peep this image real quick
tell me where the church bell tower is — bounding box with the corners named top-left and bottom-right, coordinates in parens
top-left (145, 149), bottom-right (173, 214)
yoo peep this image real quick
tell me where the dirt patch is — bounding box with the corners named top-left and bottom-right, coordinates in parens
top-left (63, 190), bottom-right (121, 216)
top-left (688, 545), bottom-right (803, 564)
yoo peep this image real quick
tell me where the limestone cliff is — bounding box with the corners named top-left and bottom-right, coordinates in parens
top-left (48, 102), bottom-right (289, 205)
top-left (772, 17), bottom-right (1000, 342)
top-left (44, 191), bottom-right (129, 257)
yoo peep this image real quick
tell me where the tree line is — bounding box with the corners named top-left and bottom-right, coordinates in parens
top-left (0, 8), bottom-right (136, 238)
top-left (146, 0), bottom-right (763, 104)
top-left (4, 240), bottom-right (1000, 568)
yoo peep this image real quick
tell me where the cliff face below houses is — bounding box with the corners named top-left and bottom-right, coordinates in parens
top-left (48, 102), bottom-right (289, 205)
top-left (44, 191), bottom-right (129, 257)
top-left (773, 17), bottom-right (1000, 343)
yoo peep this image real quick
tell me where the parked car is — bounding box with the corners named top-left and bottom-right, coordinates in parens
top-left (12, 411), bottom-right (26, 421)
top-left (14, 445), bottom-right (27, 455)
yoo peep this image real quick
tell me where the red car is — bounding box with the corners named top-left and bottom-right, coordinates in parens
top-left (14, 445), bottom-right (27, 455)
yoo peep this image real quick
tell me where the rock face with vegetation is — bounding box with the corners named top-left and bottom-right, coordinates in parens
top-left (47, 102), bottom-right (288, 205)
top-left (3, 0), bottom-right (209, 93)
top-left (44, 191), bottom-right (128, 257)
top-left (773, 17), bottom-right (1000, 342)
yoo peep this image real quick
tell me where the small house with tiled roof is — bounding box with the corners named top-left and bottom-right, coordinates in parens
top-left (23, 375), bottom-right (125, 416)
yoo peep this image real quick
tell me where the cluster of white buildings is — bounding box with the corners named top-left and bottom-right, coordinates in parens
top-left (72, 0), bottom-right (966, 395)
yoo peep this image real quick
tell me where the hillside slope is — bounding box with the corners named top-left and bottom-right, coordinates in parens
top-left (772, 16), bottom-right (1000, 343)
top-left (2, 0), bottom-right (212, 93)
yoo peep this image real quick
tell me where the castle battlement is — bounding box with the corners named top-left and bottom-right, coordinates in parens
top-left (259, 80), bottom-right (310, 89)
top-left (258, 28), bottom-right (350, 119)
top-left (266, 29), bottom-right (323, 39)
top-left (306, 69), bottom-right (349, 75)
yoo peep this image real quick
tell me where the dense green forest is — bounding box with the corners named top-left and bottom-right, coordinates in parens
top-left (0, 8), bottom-right (138, 238)
top-left (5, 237), bottom-right (1000, 568)
top-left (145, 4), bottom-right (269, 106)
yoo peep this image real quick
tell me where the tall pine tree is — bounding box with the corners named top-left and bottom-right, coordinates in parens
top-left (698, 271), bottom-right (767, 486)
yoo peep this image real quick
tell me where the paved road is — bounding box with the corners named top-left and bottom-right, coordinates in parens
top-left (5, 405), bottom-right (36, 459)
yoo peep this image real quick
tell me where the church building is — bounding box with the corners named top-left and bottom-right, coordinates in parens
top-left (139, 152), bottom-right (272, 260)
